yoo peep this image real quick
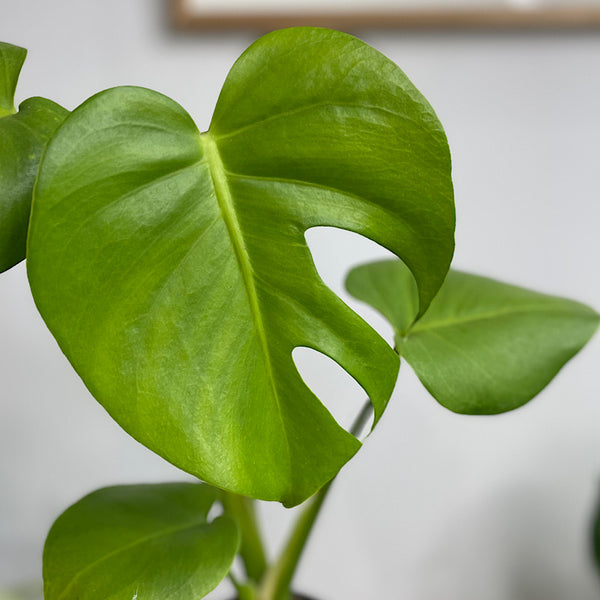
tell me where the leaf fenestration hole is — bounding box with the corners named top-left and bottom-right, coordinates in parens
top-left (304, 226), bottom-right (396, 346)
top-left (292, 346), bottom-right (373, 440)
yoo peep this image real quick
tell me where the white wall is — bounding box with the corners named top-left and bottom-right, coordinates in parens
top-left (1, 1), bottom-right (599, 599)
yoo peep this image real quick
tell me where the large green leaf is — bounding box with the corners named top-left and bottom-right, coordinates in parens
top-left (346, 259), bottom-right (599, 414)
top-left (43, 483), bottom-right (239, 600)
top-left (27, 28), bottom-right (454, 505)
top-left (0, 41), bottom-right (67, 272)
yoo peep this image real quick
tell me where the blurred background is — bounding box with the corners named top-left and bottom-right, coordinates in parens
top-left (1, 0), bottom-right (599, 598)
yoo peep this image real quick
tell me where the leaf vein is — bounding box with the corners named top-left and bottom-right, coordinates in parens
top-left (411, 304), bottom-right (587, 334)
top-left (213, 101), bottom-right (420, 141)
top-left (199, 132), bottom-right (292, 485)
top-left (55, 518), bottom-right (206, 600)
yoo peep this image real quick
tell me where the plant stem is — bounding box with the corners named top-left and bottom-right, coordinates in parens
top-left (228, 572), bottom-right (244, 594)
top-left (258, 400), bottom-right (373, 600)
top-left (229, 573), bottom-right (259, 600)
top-left (221, 491), bottom-right (268, 583)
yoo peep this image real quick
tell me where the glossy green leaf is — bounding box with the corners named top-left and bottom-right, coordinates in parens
top-left (0, 41), bottom-right (26, 116)
top-left (43, 483), bottom-right (239, 600)
top-left (27, 28), bottom-right (454, 505)
top-left (347, 260), bottom-right (599, 414)
top-left (0, 41), bottom-right (68, 272)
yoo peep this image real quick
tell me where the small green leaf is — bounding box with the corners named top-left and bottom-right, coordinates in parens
top-left (0, 41), bottom-right (26, 116)
top-left (347, 259), bottom-right (599, 414)
top-left (0, 41), bottom-right (68, 272)
top-left (27, 28), bottom-right (454, 505)
top-left (43, 483), bottom-right (239, 600)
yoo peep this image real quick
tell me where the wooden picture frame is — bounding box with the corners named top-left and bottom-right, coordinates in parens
top-left (171, 0), bottom-right (600, 31)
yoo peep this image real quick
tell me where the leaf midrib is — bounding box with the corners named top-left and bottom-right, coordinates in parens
top-left (407, 304), bottom-right (590, 336)
top-left (199, 132), bottom-right (290, 475)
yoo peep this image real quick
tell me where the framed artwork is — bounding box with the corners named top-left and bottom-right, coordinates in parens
top-left (172, 0), bottom-right (600, 30)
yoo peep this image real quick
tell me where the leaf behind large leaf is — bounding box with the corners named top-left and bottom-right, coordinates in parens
top-left (0, 41), bottom-right (68, 272)
top-left (0, 41), bottom-right (26, 116)
top-left (347, 259), bottom-right (599, 414)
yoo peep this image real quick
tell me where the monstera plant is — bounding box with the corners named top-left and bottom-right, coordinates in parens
top-left (1, 28), bottom-right (598, 600)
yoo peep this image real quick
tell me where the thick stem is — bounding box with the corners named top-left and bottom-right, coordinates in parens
top-left (258, 400), bottom-right (373, 600)
top-left (221, 492), bottom-right (268, 583)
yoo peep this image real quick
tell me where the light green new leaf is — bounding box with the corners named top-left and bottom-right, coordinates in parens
top-left (346, 259), bottom-right (599, 414)
top-left (27, 28), bottom-right (454, 505)
top-left (0, 41), bottom-right (67, 272)
top-left (43, 483), bottom-right (239, 600)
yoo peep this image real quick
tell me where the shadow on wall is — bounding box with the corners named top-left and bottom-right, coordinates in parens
top-left (414, 483), bottom-right (600, 600)
top-left (507, 488), bottom-right (600, 600)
